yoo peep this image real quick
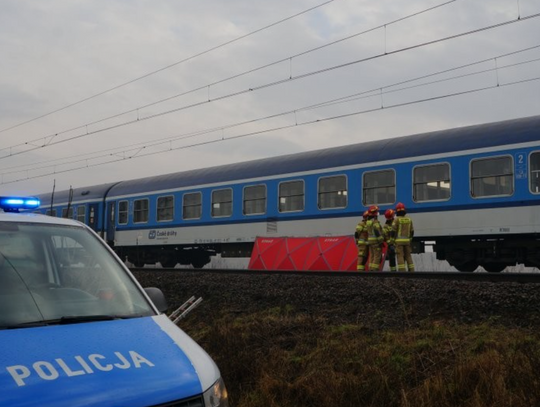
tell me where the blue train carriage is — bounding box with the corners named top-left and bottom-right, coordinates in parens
top-left (32, 115), bottom-right (540, 271)
top-left (36, 183), bottom-right (120, 237)
top-left (105, 115), bottom-right (540, 271)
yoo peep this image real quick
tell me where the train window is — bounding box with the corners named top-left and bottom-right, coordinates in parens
top-left (279, 180), bottom-right (305, 213)
top-left (157, 195), bottom-right (174, 222)
top-left (413, 163), bottom-right (451, 202)
top-left (61, 207), bottom-right (73, 219)
top-left (77, 205), bottom-right (86, 223)
top-left (318, 175), bottom-right (347, 209)
top-left (530, 152), bottom-right (540, 194)
top-left (244, 185), bottom-right (267, 215)
top-left (133, 199), bottom-right (149, 223)
top-left (212, 188), bottom-right (232, 218)
top-left (362, 170), bottom-right (395, 205)
top-left (471, 156), bottom-right (513, 197)
top-left (183, 192), bottom-right (202, 220)
top-left (46, 209), bottom-right (57, 217)
top-left (118, 201), bottom-right (128, 225)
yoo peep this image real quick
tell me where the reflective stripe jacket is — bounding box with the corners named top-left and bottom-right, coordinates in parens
top-left (355, 220), bottom-right (368, 246)
top-left (383, 221), bottom-right (395, 245)
top-left (392, 215), bottom-right (414, 245)
top-left (366, 219), bottom-right (383, 245)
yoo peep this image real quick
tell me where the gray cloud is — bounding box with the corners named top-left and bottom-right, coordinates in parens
top-left (0, 0), bottom-right (539, 195)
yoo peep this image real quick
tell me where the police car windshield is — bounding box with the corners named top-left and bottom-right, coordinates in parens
top-left (0, 221), bottom-right (154, 328)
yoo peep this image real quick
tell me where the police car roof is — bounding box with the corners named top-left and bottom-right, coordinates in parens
top-left (0, 211), bottom-right (84, 227)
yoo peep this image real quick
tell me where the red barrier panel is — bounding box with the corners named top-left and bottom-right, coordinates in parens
top-left (248, 236), bottom-right (358, 271)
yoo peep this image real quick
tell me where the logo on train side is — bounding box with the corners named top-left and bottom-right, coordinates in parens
top-left (148, 230), bottom-right (156, 239)
top-left (6, 351), bottom-right (155, 387)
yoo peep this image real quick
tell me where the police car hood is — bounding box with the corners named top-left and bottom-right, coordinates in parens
top-left (0, 315), bottom-right (218, 407)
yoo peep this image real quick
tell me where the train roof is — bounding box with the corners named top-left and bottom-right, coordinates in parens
top-left (106, 115), bottom-right (540, 197)
top-left (38, 182), bottom-right (119, 206)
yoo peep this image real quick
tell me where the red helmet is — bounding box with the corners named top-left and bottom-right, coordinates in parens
top-left (368, 205), bottom-right (379, 215)
top-left (385, 209), bottom-right (395, 220)
top-left (362, 210), bottom-right (369, 219)
top-left (395, 202), bottom-right (406, 212)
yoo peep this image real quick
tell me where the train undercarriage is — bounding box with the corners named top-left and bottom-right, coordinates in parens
top-left (433, 235), bottom-right (540, 272)
top-left (114, 234), bottom-right (540, 272)
top-left (114, 245), bottom-right (216, 269)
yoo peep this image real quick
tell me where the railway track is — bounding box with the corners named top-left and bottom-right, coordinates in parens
top-left (130, 268), bottom-right (540, 284)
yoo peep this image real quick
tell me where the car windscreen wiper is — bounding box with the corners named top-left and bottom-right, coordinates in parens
top-left (0, 315), bottom-right (143, 329)
top-left (57, 315), bottom-right (142, 324)
top-left (0, 321), bottom-right (49, 330)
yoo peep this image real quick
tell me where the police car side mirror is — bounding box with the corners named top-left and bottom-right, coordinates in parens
top-left (144, 287), bottom-right (168, 314)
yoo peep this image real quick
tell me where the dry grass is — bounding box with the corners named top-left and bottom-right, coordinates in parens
top-left (183, 308), bottom-right (540, 407)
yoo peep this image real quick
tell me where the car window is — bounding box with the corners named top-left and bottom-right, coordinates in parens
top-left (0, 221), bottom-right (154, 328)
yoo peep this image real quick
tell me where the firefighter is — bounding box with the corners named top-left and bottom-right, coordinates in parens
top-left (392, 202), bottom-right (415, 272)
top-left (383, 209), bottom-right (397, 271)
top-left (355, 210), bottom-right (369, 271)
top-left (366, 205), bottom-right (384, 271)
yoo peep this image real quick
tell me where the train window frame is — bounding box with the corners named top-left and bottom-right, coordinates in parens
top-left (183, 192), bottom-right (202, 220)
top-left (529, 151), bottom-right (540, 194)
top-left (61, 207), bottom-right (74, 219)
top-left (211, 188), bottom-right (233, 218)
top-left (470, 155), bottom-right (514, 199)
top-left (318, 175), bottom-right (348, 210)
top-left (133, 198), bottom-right (150, 224)
top-left (362, 169), bottom-right (396, 206)
top-left (278, 179), bottom-right (305, 213)
top-left (243, 184), bottom-right (267, 216)
top-left (46, 209), bottom-right (57, 217)
top-left (77, 205), bottom-right (86, 223)
top-left (118, 200), bottom-right (128, 225)
top-left (156, 195), bottom-right (174, 222)
top-left (412, 162), bottom-right (451, 203)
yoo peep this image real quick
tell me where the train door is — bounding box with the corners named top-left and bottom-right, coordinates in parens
top-left (88, 203), bottom-right (99, 231)
top-left (107, 201), bottom-right (116, 245)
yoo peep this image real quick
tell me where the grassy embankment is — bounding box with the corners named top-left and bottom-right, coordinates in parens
top-left (182, 306), bottom-right (540, 407)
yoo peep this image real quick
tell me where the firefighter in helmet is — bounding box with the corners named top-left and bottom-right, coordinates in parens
top-left (354, 210), bottom-right (369, 271)
top-left (366, 205), bottom-right (384, 271)
top-left (383, 209), bottom-right (397, 271)
top-left (392, 202), bottom-right (415, 272)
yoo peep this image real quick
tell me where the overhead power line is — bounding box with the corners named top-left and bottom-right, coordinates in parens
top-left (0, 0), bottom-right (335, 135)
top-left (1, 8), bottom-right (538, 161)
top-left (2, 46), bottom-right (539, 184)
top-left (0, 0), bottom-right (461, 155)
top-left (2, 75), bottom-right (538, 186)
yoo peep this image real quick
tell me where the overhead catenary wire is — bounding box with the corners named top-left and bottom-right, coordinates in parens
top-left (2, 70), bottom-right (539, 185)
top-left (0, 0), bottom-right (335, 135)
top-left (1, 8), bottom-right (538, 162)
top-left (0, 0), bottom-right (462, 156)
top-left (2, 44), bottom-right (539, 178)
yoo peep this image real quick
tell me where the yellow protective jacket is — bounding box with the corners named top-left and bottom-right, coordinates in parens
top-left (355, 220), bottom-right (368, 246)
top-left (383, 221), bottom-right (395, 245)
top-left (366, 219), bottom-right (383, 245)
top-left (392, 215), bottom-right (414, 245)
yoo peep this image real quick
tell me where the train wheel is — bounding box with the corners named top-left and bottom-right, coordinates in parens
top-left (160, 259), bottom-right (177, 268)
top-left (191, 256), bottom-right (210, 269)
top-left (483, 263), bottom-right (507, 273)
top-left (133, 259), bottom-right (145, 268)
top-left (454, 262), bottom-right (478, 272)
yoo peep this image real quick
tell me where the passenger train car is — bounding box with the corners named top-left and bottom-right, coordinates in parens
top-left (34, 115), bottom-right (540, 272)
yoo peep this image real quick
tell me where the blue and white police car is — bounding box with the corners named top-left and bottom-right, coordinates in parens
top-left (0, 197), bottom-right (228, 407)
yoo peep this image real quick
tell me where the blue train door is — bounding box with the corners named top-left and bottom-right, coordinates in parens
top-left (107, 201), bottom-right (116, 245)
top-left (88, 203), bottom-right (99, 231)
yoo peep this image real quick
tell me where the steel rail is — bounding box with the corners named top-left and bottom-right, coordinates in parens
top-left (129, 268), bottom-right (540, 284)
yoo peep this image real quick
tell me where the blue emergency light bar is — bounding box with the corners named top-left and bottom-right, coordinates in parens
top-left (0, 196), bottom-right (41, 212)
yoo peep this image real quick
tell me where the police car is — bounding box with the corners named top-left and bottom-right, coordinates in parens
top-left (0, 197), bottom-right (228, 407)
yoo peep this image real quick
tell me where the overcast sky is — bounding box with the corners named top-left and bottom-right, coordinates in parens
top-left (1, 0), bottom-right (539, 196)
